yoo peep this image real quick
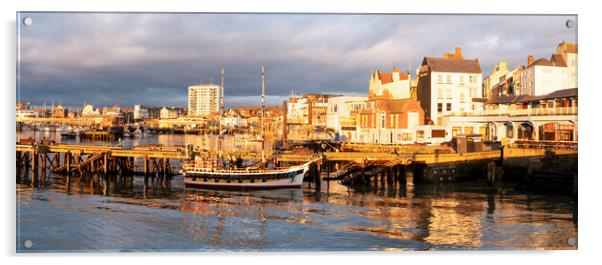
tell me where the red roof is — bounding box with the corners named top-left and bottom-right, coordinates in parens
top-left (378, 71), bottom-right (409, 84)
top-left (379, 72), bottom-right (393, 84)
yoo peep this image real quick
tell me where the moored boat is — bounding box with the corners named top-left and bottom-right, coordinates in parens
top-left (183, 159), bottom-right (314, 190)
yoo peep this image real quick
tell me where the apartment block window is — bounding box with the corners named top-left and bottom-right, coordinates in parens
top-left (446, 75), bottom-right (452, 84)
top-left (437, 103), bottom-right (443, 113)
top-left (459, 75), bottom-right (465, 85)
top-left (437, 88), bottom-right (443, 99)
top-left (381, 114), bottom-right (386, 128)
top-left (446, 103), bottom-right (452, 111)
top-left (437, 74), bottom-right (443, 84)
top-left (446, 88), bottom-right (452, 99)
top-left (460, 93), bottom-right (465, 103)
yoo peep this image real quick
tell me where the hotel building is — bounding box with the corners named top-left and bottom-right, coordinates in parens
top-left (188, 83), bottom-right (221, 116)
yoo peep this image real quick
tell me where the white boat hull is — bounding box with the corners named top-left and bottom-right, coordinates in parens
top-left (184, 161), bottom-right (312, 190)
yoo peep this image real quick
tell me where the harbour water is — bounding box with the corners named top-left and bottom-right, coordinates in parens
top-left (16, 131), bottom-right (578, 252)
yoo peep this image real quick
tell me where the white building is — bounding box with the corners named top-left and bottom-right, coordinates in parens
top-left (286, 94), bottom-right (334, 126)
top-left (134, 104), bottom-right (149, 120)
top-left (160, 106), bottom-right (178, 119)
top-left (521, 41), bottom-right (578, 96)
top-left (556, 41), bottom-right (578, 89)
top-left (81, 104), bottom-right (99, 116)
top-left (326, 96), bottom-right (368, 142)
top-left (417, 47), bottom-right (484, 125)
top-left (368, 67), bottom-right (412, 99)
top-left (522, 55), bottom-right (568, 96)
top-left (16, 109), bottom-right (37, 121)
top-left (188, 84), bottom-right (221, 116)
top-left (221, 115), bottom-right (242, 127)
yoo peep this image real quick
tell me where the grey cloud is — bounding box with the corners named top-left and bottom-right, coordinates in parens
top-left (17, 13), bottom-right (576, 108)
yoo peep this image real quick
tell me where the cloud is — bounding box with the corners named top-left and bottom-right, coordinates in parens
top-left (17, 13), bottom-right (576, 108)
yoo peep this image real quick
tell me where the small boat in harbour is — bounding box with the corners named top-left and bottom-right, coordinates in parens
top-left (183, 159), bottom-right (315, 190)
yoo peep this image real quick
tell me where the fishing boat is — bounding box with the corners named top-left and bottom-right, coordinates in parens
top-left (183, 67), bottom-right (316, 190)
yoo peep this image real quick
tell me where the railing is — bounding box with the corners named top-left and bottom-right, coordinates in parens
top-left (509, 140), bottom-right (578, 151)
top-left (449, 107), bottom-right (577, 117)
top-left (182, 162), bottom-right (307, 174)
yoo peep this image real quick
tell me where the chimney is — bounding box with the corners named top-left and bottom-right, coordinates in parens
top-left (528, 55), bottom-right (534, 65)
top-left (454, 47), bottom-right (463, 59)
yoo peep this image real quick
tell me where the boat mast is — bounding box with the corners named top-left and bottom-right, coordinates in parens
top-left (261, 66), bottom-right (266, 163)
top-left (218, 68), bottom-right (224, 152)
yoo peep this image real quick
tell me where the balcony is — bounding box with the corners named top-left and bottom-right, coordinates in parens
top-left (448, 107), bottom-right (578, 117)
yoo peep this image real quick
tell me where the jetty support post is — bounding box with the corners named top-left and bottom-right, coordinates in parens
top-left (399, 164), bottom-right (407, 186)
top-left (66, 151), bottom-right (71, 176)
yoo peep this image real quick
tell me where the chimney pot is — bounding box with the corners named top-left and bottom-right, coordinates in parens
top-left (455, 47), bottom-right (462, 56)
top-left (528, 55), bottom-right (534, 65)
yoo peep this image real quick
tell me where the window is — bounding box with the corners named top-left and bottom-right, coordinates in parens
top-left (437, 103), bottom-right (443, 113)
top-left (447, 103), bottom-right (452, 111)
top-left (416, 130), bottom-right (425, 139)
top-left (452, 127), bottom-right (461, 136)
top-left (381, 114), bottom-right (385, 128)
top-left (437, 74), bottom-right (443, 83)
top-left (469, 75), bottom-right (477, 83)
top-left (446, 75), bottom-right (452, 84)
top-left (459, 75), bottom-right (465, 85)
top-left (432, 129), bottom-right (446, 138)
top-left (402, 133), bottom-right (413, 141)
top-left (460, 93), bottom-right (465, 103)
top-left (446, 88), bottom-right (452, 99)
top-left (437, 88), bottom-right (443, 99)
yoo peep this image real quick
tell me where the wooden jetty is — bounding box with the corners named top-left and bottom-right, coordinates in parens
top-left (16, 143), bottom-right (188, 185)
top-left (276, 144), bottom-right (578, 188)
top-left (16, 139), bottom-right (578, 193)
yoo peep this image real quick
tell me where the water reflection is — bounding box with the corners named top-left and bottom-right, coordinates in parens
top-left (16, 131), bottom-right (577, 251)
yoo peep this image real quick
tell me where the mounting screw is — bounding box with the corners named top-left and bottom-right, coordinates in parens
top-left (565, 19), bottom-right (575, 29)
top-left (567, 237), bottom-right (576, 246)
top-left (23, 17), bottom-right (33, 26)
top-left (24, 240), bottom-right (33, 248)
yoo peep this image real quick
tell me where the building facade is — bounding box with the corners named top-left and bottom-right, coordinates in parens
top-left (188, 84), bottom-right (221, 116)
top-left (417, 47), bottom-right (484, 125)
top-left (368, 67), bottom-right (411, 100)
top-left (160, 106), bottom-right (179, 119)
top-left (482, 61), bottom-right (509, 99)
top-left (133, 104), bottom-right (149, 120)
top-left (326, 96), bottom-right (368, 142)
top-left (357, 99), bottom-right (425, 144)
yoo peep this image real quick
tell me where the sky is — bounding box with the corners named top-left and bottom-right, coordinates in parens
top-left (17, 13), bottom-right (577, 108)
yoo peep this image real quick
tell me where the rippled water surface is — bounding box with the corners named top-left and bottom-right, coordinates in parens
top-left (16, 131), bottom-right (577, 252)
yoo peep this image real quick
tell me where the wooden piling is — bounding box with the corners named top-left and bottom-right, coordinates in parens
top-left (387, 167), bottom-right (393, 187)
top-left (66, 152), bottom-right (71, 175)
top-left (103, 153), bottom-right (108, 175)
top-left (143, 156), bottom-right (149, 177)
top-left (31, 150), bottom-right (37, 177)
top-left (398, 165), bottom-right (406, 185)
